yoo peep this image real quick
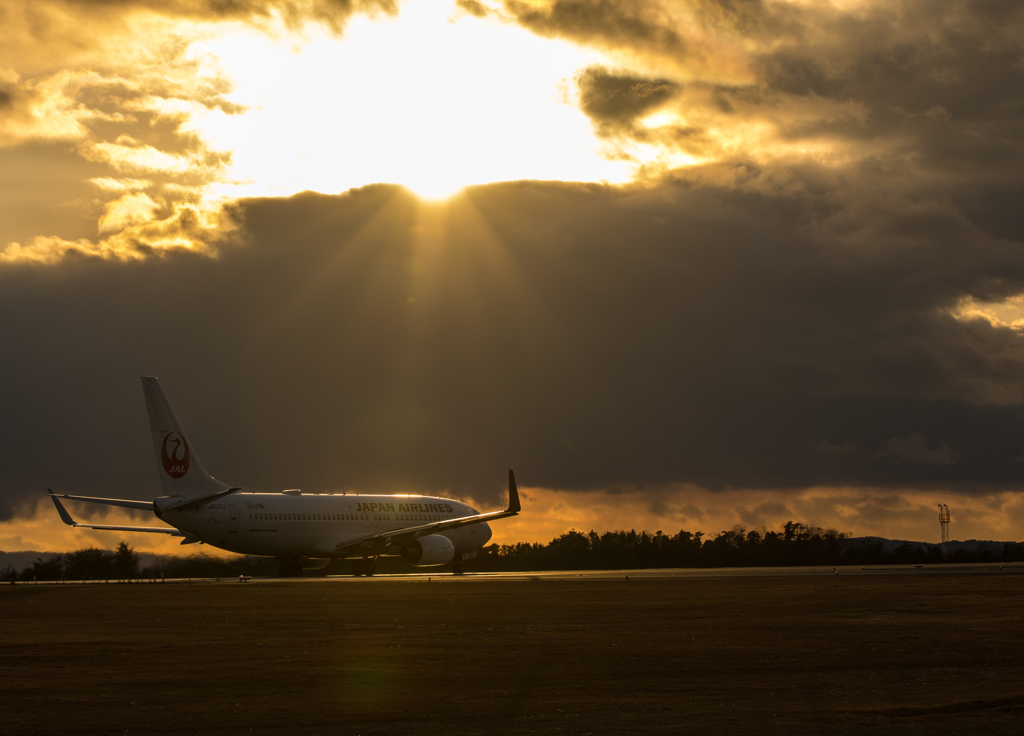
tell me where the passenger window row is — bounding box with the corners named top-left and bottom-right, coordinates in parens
top-left (246, 512), bottom-right (453, 523)
top-left (248, 512), bottom-right (353, 521)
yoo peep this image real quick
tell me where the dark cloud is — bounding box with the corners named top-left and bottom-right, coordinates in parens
top-left (504, 0), bottom-right (686, 56)
top-left (576, 66), bottom-right (680, 136)
top-left (883, 434), bottom-right (956, 466)
top-left (3, 167), bottom-right (1024, 520)
top-left (746, 0), bottom-right (1024, 167)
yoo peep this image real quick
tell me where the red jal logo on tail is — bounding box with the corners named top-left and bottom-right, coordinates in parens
top-left (161, 432), bottom-right (191, 478)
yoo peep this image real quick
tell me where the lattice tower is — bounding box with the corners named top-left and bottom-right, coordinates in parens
top-left (938, 504), bottom-right (950, 543)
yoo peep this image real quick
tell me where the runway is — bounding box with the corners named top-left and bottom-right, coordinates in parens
top-left (15, 560), bottom-right (1024, 586)
top-left (249, 560), bottom-right (1024, 583)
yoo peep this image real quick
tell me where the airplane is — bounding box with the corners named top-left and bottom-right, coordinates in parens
top-left (48, 376), bottom-right (520, 576)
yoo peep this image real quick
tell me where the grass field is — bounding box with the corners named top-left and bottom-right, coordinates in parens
top-left (3, 572), bottom-right (1024, 735)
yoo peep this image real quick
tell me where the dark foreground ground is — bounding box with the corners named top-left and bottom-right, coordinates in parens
top-left (3, 571), bottom-right (1024, 735)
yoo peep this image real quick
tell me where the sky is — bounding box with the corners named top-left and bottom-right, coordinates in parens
top-left (3, 0), bottom-right (1024, 555)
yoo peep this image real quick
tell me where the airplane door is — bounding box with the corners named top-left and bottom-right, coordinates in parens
top-left (229, 505), bottom-right (239, 533)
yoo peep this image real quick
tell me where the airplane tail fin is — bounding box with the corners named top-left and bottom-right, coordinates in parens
top-left (141, 377), bottom-right (232, 499)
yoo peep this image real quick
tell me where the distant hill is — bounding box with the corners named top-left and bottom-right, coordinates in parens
top-left (0, 551), bottom-right (61, 573)
top-left (841, 537), bottom-right (1019, 554)
top-left (1, 550), bottom-right (166, 574)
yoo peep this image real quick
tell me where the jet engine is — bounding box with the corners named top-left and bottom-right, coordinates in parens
top-left (400, 534), bottom-right (456, 566)
top-left (301, 557), bottom-right (331, 570)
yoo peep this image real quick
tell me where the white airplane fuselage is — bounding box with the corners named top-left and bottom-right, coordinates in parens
top-left (156, 492), bottom-right (492, 558)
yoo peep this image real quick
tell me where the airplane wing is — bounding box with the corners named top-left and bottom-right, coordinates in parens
top-left (48, 490), bottom-right (189, 538)
top-left (329, 469), bottom-right (521, 557)
top-left (47, 490), bottom-right (154, 512)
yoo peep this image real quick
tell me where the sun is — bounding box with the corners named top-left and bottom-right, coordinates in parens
top-left (184, 1), bottom-right (633, 202)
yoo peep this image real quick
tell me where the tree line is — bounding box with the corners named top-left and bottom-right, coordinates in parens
top-left (3, 541), bottom-right (141, 582)
top-left (473, 522), bottom-right (1024, 571)
top-left (5, 521), bottom-right (1024, 581)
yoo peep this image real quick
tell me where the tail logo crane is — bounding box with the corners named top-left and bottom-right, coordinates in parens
top-left (161, 432), bottom-right (191, 478)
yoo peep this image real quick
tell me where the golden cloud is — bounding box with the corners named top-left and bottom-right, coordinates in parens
top-left (0, 0), bottom-right (399, 266)
top-left (1, 200), bottom-right (236, 264)
top-left (0, 70), bottom-right (99, 146)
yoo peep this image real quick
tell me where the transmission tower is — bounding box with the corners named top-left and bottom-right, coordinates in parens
top-left (938, 504), bottom-right (950, 543)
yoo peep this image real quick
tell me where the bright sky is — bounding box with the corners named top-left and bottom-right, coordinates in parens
top-left (187, 2), bottom-right (633, 200)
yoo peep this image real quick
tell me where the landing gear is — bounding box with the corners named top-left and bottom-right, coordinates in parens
top-left (351, 558), bottom-right (376, 577)
top-left (277, 556), bottom-right (303, 577)
top-left (451, 562), bottom-right (465, 576)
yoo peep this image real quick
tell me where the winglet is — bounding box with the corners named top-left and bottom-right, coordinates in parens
top-left (48, 489), bottom-right (78, 527)
top-left (507, 470), bottom-right (521, 514)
